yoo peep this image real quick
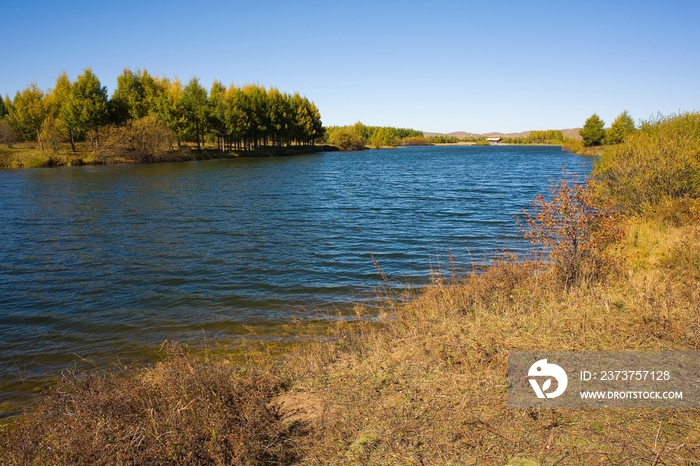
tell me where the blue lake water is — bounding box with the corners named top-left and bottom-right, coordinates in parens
top-left (0, 145), bottom-right (593, 417)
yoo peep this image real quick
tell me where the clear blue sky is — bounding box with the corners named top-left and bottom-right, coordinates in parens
top-left (1, 0), bottom-right (698, 133)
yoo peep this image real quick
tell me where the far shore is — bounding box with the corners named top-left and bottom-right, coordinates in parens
top-left (0, 144), bottom-right (340, 169)
top-left (1, 141), bottom-right (598, 169)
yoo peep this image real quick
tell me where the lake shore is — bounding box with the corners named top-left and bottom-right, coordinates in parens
top-left (0, 145), bottom-right (587, 426)
top-left (0, 144), bottom-right (340, 169)
top-left (3, 113), bottom-right (700, 464)
top-left (2, 206), bottom-right (699, 464)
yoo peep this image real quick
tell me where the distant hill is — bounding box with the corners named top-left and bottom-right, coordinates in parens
top-left (424, 128), bottom-right (582, 140)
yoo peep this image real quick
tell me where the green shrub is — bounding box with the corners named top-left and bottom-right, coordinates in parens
top-left (327, 127), bottom-right (366, 151)
top-left (595, 112), bottom-right (700, 213)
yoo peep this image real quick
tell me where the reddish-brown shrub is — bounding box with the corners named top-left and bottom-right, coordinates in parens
top-left (520, 173), bottom-right (625, 288)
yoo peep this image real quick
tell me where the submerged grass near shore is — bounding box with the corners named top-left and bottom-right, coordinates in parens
top-left (1, 112), bottom-right (699, 464)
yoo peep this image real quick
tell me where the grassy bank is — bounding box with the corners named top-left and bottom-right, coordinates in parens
top-left (1, 113), bottom-right (699, 465)
top-left (0, 143), bottom-right (338, 168)
top-left (561, 138), bottom-right (607, 156)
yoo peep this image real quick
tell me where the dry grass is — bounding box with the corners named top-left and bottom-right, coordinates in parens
top-left (0, 342), bottom-right (301, 465)
top-left (280, 215), bottom-right (700, 464)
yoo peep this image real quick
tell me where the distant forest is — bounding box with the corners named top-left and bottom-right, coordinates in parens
top-left (321, 124), bottom-right (569, 151)
top-left (0, 68), bottom-right (324, 156)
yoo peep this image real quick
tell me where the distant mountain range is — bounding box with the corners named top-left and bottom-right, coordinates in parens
top-left (424, 128), bottom-right (583, 140)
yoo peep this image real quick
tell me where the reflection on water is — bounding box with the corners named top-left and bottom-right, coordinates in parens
top-left (0, 145), bottom-right (592, 416)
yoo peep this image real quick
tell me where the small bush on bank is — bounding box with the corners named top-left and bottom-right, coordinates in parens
top-left (327, 127), bottom-right (366, 151)
top-left (520, 173), bottom-right (626, 288)
top-left (95, 116), bottom-right (174, 163)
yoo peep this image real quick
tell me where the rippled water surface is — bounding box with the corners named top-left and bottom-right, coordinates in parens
top-left (0, 145), bottom-right (592, 415)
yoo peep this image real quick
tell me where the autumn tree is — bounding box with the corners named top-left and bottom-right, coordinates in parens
top-left (45, 73), bottom-right (71, 118)
top-left (579, 113), bottom-right (606, 147)
top-left (291, 94), bottom-right (323, 146)
top-left (2, 95), bottom-right (11, 117)
top-left (243, 85), bottom-right (270, 149)
top-left (606, 110), bottom-right (636, 145)
top-left (207, 80), bottom-right (227, 150)
top-left (152, 78), bottom-right (188, 148)
top-left (45, 73), bottom-right (76, 150)
top-left (6, 83), bottom-right (47, 147)
top-left (0, 121), bottom-right (18, 147)
top-left (223, 85), bottom-right (249, 150)
top-left (352, 121), bottom-right (373, 140)
top-left (267, 87), bottom-right (290, 147)
top-left (40, 116), bottom-right (66, 152)
top-left (370, 127), bottom-right (397, 148)
top-left (111, 68), bottom-right (144, 124)
top-left (111, 69), bottom-right (166, 124)
top-left (62, 69), bottom-right (109, 150)
top-left (182, 78), bottom-right (208, 149)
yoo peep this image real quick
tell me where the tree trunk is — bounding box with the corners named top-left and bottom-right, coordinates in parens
top-left (69, 129), bottom-right (76, 152)
top-left (196, 120), bottom-right (200, 150)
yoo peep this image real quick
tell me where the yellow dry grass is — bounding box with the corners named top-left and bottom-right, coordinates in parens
top-left (277, 215), bottom-right (700, 465)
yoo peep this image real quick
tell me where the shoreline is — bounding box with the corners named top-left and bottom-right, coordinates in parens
top-left (2, 208), bottom-right (698, 463)
top-left (0, 144), bottom-right (340, 169)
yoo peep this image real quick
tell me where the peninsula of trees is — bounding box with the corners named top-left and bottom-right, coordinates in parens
top-left (0, 68), bottom-right (324, 164)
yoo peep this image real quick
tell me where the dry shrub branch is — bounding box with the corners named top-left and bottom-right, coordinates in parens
top-left (520, 173), bottom-right (625, 288)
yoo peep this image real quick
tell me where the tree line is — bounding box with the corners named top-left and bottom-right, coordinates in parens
top-left (501, 130), bottom-right (565, 144)
top-left (0, 68), bottom-right (324, 155)
top-left (323, 122), bottom-right (424, 150)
